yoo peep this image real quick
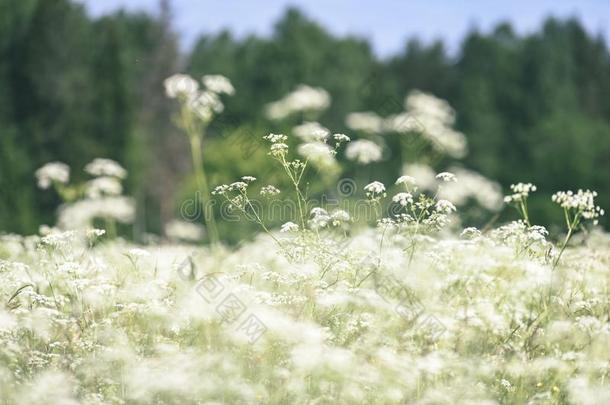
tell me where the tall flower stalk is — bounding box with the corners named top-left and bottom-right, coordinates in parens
top-left (164, 74), bottom-right (235, 245)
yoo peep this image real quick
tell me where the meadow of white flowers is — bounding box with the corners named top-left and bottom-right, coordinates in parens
top-left (0, 74), bottom-right (608, 404)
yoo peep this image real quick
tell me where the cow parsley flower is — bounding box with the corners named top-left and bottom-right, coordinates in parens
top-left (552, 190), bottom-right (604, 224)
top-left (395, 176), bottom-right (417, 187)
top-left (188, 90), bottom-right (224, 121)
top-left (85, 176), bottom-right (122, 199)
top-left (345, 139), bottom-right (383, 165)
top-left (403, 164), bottom-right (437, 190)
top-left (57, 197), bottom-right (135, 229)
top-left (331, 133), bottom-right (351, 149)
top-left (280, 221), bottom-right (299, 233)
top-left (297, 142), bottom-right (335, 168)
top-left (260, 185), bottom-right (281, 197)
top-left (165, 220), bottom-right (204, 242)
top-left (435, 199), bottom-right (457, 214)
top-left (266, 85), bottom-right (330, 120)
top-left (436, 172), bottom-right (457, 183)
top-left (308, 207), bottom-right (332, 229)
top-left (293, 121), bottom-right (330, 142)
top-left (460, 227), bottom-right (481, 239)
top-left (202, 74), bottom-right (234, 95)
top-left (330, 209), bottom-right (351, 226)
top-left (345, 111), bottom-right (384, 134)
top-left (364, 181), bottom-right (386, 201)
top-left (85, 158), bottom-right (127, 179)
top-left (264, 133), bottom-right (289, 157)
top-left (392, 192), bottom-right (413, 207)
top-left (504, 183), bottom-right (537, 203)
top-left (164, 74), bottom-right (199, 99)
top-left (229, 182), bottom-right (248, 191)
top-left (438, 167), bottom-right (503, 211)
top-left (127, 248), bottom-right (150, 258)
top-left (35, 162), bottom-right (70, 189)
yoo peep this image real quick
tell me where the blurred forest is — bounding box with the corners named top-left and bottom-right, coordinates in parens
top-left (1, 0), bottom-right (610, 239)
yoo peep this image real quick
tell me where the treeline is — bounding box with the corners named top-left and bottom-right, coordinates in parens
top-left (1, 0), bottom-right (609, 236)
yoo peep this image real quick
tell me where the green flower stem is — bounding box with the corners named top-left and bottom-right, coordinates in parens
top-left (189, 133), bottom-right (220, 245)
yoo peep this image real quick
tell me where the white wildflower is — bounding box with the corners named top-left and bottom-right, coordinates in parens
top-left (165, 220), bottom-right (204, 242)
top-left (260, 185), bottom-right (281, 197)
top-left (35, 162), bottom-right (70, 189)
top-left (552, 189), bottom-right (604, 223)
top-left (504, 182), bottom-right (537, 203)
top-left (345, 111), bottom-right (384, 134)
top-left (345, 139), bottom-right (383, 164)
top-left (297, 142), bottom-right (335, 168)
top-left (202, 74), bottom-right (234, 95)
top-left (280, 222), bottom-right (299, 233)
top-left (188, 90), bottom-right (223, 121)
top-left (364, 181), bottom-right (386, 200)
top-left (435, 199), bottom-right (457, 214)
top-left (439, 167), bottom-right (504, 211)
top-left (85, 176), bottom-right (122, 199)
top-left (85, 158), bottom-right (127, 179)
top-left (396, 175), bottom-right (417, 187)
top-left (436, 172), bottom-right (457, 182)
top-left (57, 197), bottom-right (135, 230)
top-left (330, 209), bottom-right (351, 226)
top-left (392, 192), bottom-right (413, 207)
top-left (128, 248), bottom-right (150, 258)
top-left (292, 121), bottom-right (329, 142)
top-left (164, 73), bottom-right (199, 99)
top-left (333, 133), bottom-right (351, 147)
top-left (266, 84), bottom-right (331, 120)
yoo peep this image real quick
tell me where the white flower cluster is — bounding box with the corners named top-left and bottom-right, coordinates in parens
top-left (85, 176), bottom-right (122, 199)
top-left (552, 190), bottom-right (604, 223)
top-left (386, 174), bottom-right (459, 233)
top-left (36, 158), bottom-right (134, 230)
top-left (165, 219), bottom-right (204, 242)
top-left (85, 158), bottom-right (127, 179)
top-left (83, 158), bottom-right (130, 205)
top-left (395, 175), bottom-right (416, 185)
top-left (504, 183), bottom-right (537, 204)
top-left (386, 91), bottom-right (467, 158)
top-left (308, 207), bottom-right (350, 230)
top-left (35, 162), bottom-right (70, 189)
top-left (435, 199), bottom-right (457, 214)
top-left (345, 139), bottom-right (383, 165)
top-left (435, 172), bottom-right (457, 183)
top-left (292, 121), bottom-right (329, 142)
top-left (491, 220), bottom-right (552, 256)
top-left (57, 196), bottom-right (135, 230)
top-left (271, 123), bottom-right (349, 171)
top-left (345, 111), bottom-right (384, 134)
top-left (280, 221), bottom-right (299, 233)
top-left (403, 163), bottom-right (438, 190)
top-left (297, 142), bottom-right (335, 168)
top-left (1, 197), bottom-right (610, 403)
top-left (364, 181), bottom-right (386, 201)
top-left (164, 73), bottom-right (234, 122)
top-left (438, 167), bottom-right (504, 211)
top-left (392, 192), bottom-right (413, 207)
top-left (260, 185), bottom-right (281, 197)
top-left (163, 73), bottom-right (198, 99)
top-left (265, 85), bottom-right (330, 120)
top-left (263, 133), bottom-right (289, 158)
top-left (404, 165), bottom-right (503, 211)
top-left (201, 74), bottom-right (235, 95)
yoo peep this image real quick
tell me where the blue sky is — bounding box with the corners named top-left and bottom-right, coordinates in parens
top-left (78, 0), bottom-right (610, 57)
